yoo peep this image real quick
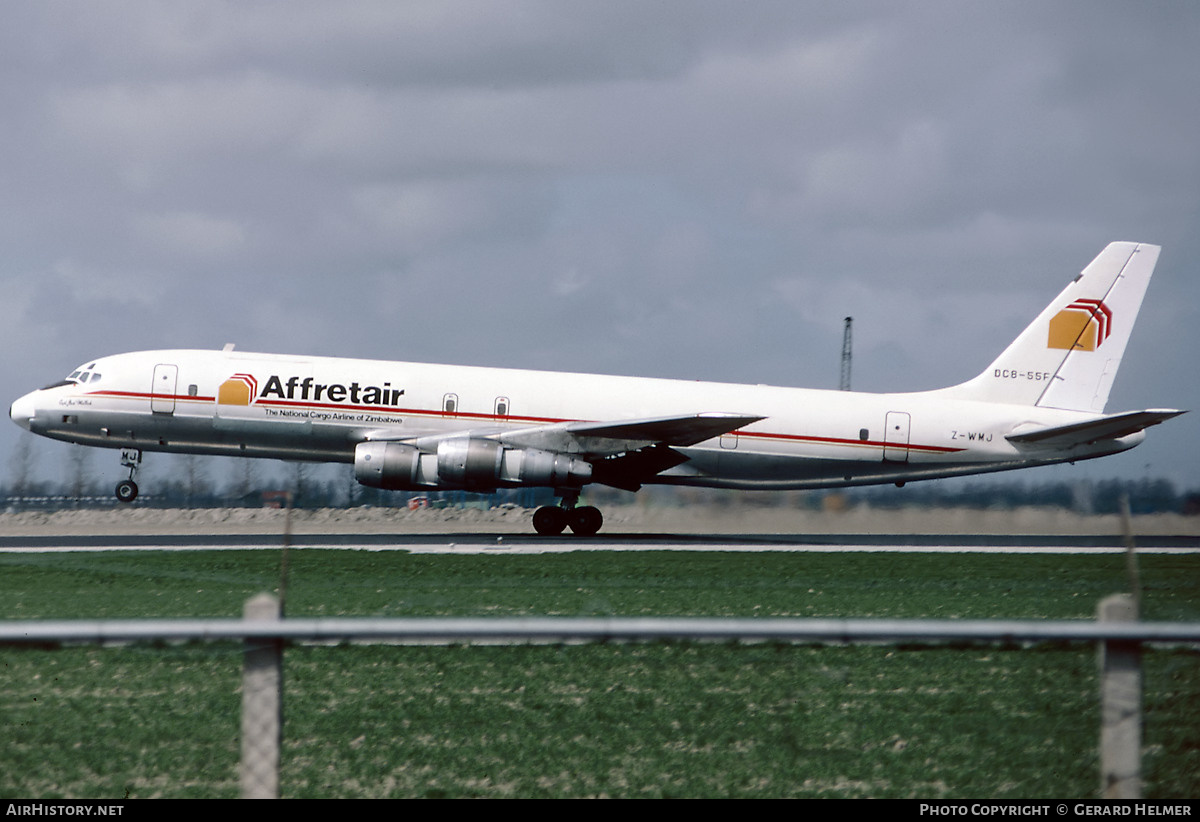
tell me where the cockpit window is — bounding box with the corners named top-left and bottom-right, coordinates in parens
top-left (62, 364), bottom-right (102, 385)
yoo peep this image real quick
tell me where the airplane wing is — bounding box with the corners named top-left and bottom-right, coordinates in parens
top-left (367, 411), bottom-right (764, 453)
top-left (497, 412), bottom-right (765, 455)
top-left (1006, 409), bottom-right (1185, 450)
top-left (501, 412), bottom-right (764, 491)
top-left (364, 411), bottom-right (763, 490)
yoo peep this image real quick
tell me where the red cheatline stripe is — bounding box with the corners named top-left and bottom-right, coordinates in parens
top-left (254, 398), bottom-right (565, 423)
top-left (89, 390), bottom-right (216, 403)
top-left (84, 392), bottom-right (966, 455)
top-left (735, 429), bottom-right (964, 454)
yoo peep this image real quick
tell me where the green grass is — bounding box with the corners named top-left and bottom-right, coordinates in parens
top-left (4, 549), bottom-right (1198, 621)
top-left (1, 549), bottom-right (1198, 798)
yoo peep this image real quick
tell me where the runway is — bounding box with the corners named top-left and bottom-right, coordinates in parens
top-left (1, 532), bottom-right (1196, 553)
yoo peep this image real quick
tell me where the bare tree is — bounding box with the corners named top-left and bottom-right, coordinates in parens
top-left (65, 446), bottom-right (92, 503)
top-left (8, 434), bottom-right (34, 501)
top-left (234, 457), bottom-right (258, 504)
top-left (182, 455), bottom-right (208, 505)
top-left (291, 461), bottom-right (310, 507)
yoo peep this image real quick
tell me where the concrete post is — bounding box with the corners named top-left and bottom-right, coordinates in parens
top-left (1098, 594), bottom-right (1141, 799)
top-left (241, 593), bottom-right (282, 799)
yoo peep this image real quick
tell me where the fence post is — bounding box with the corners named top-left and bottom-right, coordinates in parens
top-left (241, 593), bottom-right (282, 799)
top-left (1098, 593), bottom-right (1141, 799)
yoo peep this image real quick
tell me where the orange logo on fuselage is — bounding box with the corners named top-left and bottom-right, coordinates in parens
top-left (1048, 299), bottom-right (1112, 351)
top-left (218, 374), bottom-right (258, 405)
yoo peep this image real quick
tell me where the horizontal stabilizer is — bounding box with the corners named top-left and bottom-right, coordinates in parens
top-left (1006, 409), bottom-right (1185, 449)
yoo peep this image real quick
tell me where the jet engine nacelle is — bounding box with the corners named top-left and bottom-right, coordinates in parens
top-left (354, 439), bottom-right (593, 492)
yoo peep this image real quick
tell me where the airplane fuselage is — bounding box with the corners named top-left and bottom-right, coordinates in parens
top-left (11, 347), bottom-right (1137, 491)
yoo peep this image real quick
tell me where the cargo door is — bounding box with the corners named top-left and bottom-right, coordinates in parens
top-left (883, 411), bottom-right (911, 462)
top-left (151, 364), bottom-right (178, 415)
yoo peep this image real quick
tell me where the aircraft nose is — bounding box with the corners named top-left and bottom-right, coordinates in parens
top-left (9, 391), bottom-right (37, 431)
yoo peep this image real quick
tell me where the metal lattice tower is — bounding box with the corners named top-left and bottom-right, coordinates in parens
top-left (839, 316), bottom-right (853, 391)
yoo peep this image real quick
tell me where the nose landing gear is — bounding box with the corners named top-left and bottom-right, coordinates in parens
top-left (115, 448), bottom-right (142, 503)
top-left (532, 489), bottom-right (604, 536)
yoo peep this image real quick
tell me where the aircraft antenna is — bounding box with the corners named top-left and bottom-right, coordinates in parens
top-left (839, 316), bottom-right (853, 391)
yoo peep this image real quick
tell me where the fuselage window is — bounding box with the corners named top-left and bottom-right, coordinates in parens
top-left (494, 397), bottom-right (510, 418)
top-left (443, 393), bottom-right (458, 415)
top-left (188, 384), bottom-right (198, 397)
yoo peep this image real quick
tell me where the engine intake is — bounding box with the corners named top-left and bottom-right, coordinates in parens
top-left (354, 441), bottom-right (421, 490)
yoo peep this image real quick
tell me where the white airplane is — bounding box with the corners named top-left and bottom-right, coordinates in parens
top-left (9, 242), bottom-right (1184, 535)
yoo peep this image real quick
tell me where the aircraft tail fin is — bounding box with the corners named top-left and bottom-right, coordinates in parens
top-left (938, 242), bottom-right (1160, 412)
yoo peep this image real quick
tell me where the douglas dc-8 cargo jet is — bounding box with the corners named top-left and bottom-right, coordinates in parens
top-left (9, 242), bottom-right (1184, 535)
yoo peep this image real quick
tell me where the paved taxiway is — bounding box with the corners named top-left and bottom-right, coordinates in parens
top-left (1, 532), bottom-right (1196, 554)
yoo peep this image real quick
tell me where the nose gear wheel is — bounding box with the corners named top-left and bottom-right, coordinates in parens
top-left (115, 448), bottom-right (142, 504)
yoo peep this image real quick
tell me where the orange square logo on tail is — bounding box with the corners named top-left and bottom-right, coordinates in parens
top-left (1047, 298), bottom-right (1112, 351)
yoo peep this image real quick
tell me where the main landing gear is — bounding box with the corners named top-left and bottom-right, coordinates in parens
top-left (115, 448), bottom-right (142, 503)
top-left (532, 489), bottom-right (603, 536)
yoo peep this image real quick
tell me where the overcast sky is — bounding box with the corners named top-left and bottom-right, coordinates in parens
top-left (2, 1), bottom-right (1197, 494)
